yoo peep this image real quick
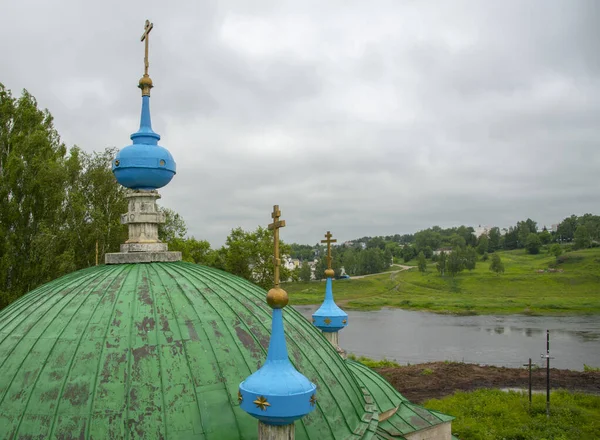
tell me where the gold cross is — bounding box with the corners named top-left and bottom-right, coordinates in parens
top-left (140, 20), bottom-right (154, 76)
top-left (268, 205), bottom-right (286, 287)
top-left (321, 231), bottom-right (337, 270)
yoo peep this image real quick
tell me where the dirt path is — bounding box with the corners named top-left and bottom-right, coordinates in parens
top-left (375, 362), bottom-right (600, 404)
top-left (349, 264), bottom-right (414, 280)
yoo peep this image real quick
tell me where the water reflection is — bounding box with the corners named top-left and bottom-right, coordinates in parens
top-left (293, 306), bottom-right (600, 371)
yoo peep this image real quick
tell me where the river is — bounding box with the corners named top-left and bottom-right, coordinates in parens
top-left (294, 306), bottom-right (600, 371)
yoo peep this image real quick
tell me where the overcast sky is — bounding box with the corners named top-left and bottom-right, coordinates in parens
top-left (1, 0), bottom-right (599, 246)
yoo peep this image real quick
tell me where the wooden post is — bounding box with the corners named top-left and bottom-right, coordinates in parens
top-left (546, 330), bottom-right (550, 418)
top-left (96, 240), bottom-right (99, 266)
top-left (258, 422), bottom-right (294, 440)
top-left (522, 358), bottom-right (532, 408)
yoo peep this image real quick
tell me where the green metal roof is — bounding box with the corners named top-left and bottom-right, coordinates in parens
top-left (0, 262), bottom-right (394, 439)
top-left (347, 360), bottom-right (454, 439)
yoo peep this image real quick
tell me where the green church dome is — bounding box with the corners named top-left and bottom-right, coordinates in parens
top-left (0, 262), bottom-right (451, 439)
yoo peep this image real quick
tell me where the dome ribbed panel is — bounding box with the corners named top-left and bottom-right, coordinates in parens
top-left (0, 262), bottom-right (372, 439)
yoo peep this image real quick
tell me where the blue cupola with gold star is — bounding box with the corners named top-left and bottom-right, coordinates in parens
top-left (239, 206), bottom-right (316, 432)
top-left (112, 20), bottom-right (176, 190)
top-left (313, 231), bottom-right (348, 344)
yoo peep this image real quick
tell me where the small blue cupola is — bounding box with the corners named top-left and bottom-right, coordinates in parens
top-left (239, 206), bottom-right (316, 427)
top-left (312, 231), bottom-right (348, 333)
top-left (112, 20), bottom-right (176, 190)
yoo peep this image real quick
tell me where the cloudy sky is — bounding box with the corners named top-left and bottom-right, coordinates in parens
top-left (1, 0), bottom-right (598, 246)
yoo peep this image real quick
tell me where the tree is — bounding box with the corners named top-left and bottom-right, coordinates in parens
top-left (446, 251), bottom-right (464, 277)
top-left (450, 234), bottom-right (466, 250)
top-left (556, 215), bottom-right (578, 242)
top-left (488, 227), bottom-right (501, 252)
top-left (539, 229), bottom-right (552, 245)
top-left (574, 225), bottom-right (591, 249)
top-left (489, 253), bottom-right (505, 275)
top-left (384, 248), bottom-right (393, 268)
top-left (158, 207), bottom-right (187, 242)
top-left (314, 257), bottom-right (328, 280)
top-left (436, 251), bottom-right (447, 276)
top-left (417, 251), bottom-right (427, 273)
top-left (549, 243), bottom-right (562, 258)
top-left (482, 251), bottom-right (489, 261)
top-left (525, 233), bottom-right (541, 255)
top-left (299, 262), bottom-right (312, 282)
top-left (477, 234), bottom-right (489, 255)
top-left (220, 226), bottom-right (290, 290)
top-left (401, 245), bottom-right (415, 263)
top-left (464, 246), bottom-right (477, 271)
top-left (168, 237), bottom-right (214, 265)
top-left (62, 147), bottom-right (127, 268)
top-left (1, 85), bottom-right (69, 308)
top-left (517, 222), bottom-right (531, 248)
top-left (504, 227), bottom-right (519, 250)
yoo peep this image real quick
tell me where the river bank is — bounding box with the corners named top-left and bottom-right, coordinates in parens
top-left (287, 248), bottom-right (600, 315)
top-left (375, 361), bottom-right (600, 404)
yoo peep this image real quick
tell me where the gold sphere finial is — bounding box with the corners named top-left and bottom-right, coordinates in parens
top-left (325, 268), bottom-right (335, 278)
top-left (267, 287), bottom-right (289, 309)
top-left (138, 75), bottom-right (153, 96)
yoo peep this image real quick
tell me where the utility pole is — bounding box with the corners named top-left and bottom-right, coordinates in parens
top-left (522, 358), bottom-right (532, 408)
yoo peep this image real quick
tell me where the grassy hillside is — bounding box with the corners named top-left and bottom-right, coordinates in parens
top-left (424, 389), bottom-right (600, 440)
top-left (286, 248), bottom-right (600, 315)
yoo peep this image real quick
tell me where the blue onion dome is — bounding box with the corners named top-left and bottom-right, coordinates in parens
top-left (239, 287), bottom-right (317, 426)
top-left (112, 93), bottom-right (176, 190)
top-left (312, 276), bottom-right (348, 332)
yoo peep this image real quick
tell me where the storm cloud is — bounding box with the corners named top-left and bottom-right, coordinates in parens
top-left (1, 0), bottom-right (598, 245)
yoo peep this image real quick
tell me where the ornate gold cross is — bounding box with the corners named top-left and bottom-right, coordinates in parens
top-left (268, 205), bottom-right (286, 287)
top-left (141, 20), bottom-right (154, 76)
top-left (321, 231), bottom-right (337, 270)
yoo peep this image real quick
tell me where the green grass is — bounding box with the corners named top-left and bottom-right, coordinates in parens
top-left (347, 353), bottom-right (402, 368)
top-left (584, 364), bottom-right (600, 372)
top-left (287, 248), bottom-right (600, 315)
top-left (424, 388), bottom-right (600, 440)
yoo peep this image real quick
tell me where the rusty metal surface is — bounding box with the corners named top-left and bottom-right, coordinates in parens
top-left (347, 360), bottom-right (453, 438)
top-left (0, 262), bottom-right (379, 439)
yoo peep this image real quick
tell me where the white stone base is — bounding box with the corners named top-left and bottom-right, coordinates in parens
top-left (105, 251), bottom-right (181, 264)
top-left (120, 243), bottom-right (168, 253)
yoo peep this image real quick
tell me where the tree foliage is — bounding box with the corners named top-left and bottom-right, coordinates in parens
top-left (0, 85), bottom-right (127, 308)
top-left (525, 233), bottom-right (541, 255)
top-left (417, 251), bottom-right (427, 273)
top-left (299, 262), bottom-right (312, 282)
top-left (436, 251), bottom-right (447, 276)
top-left (489, 253), bottom-right (505, 275)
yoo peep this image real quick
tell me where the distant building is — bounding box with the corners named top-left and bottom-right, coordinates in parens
top-left (282, 256), bottom-right (300, 271)
top-left (473, 225), bottom-right (492, 237)
top-left (433, 247), bottom-right (453, 256)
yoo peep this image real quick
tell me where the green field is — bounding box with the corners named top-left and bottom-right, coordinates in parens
top-left (286, 248), bottom-right (600, 315)
top-left (424, 389), bottom-right (600, 440)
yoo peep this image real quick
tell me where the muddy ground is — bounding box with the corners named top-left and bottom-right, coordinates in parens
top-left (375, 362), bottom-right (600, 404)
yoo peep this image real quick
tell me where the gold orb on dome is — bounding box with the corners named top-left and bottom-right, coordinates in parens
top-left (324, 268), bottom-right (335, 278)
top-left (267, 287), bottom-right (289, 309)
top-left (139, 75), bottom-right (153, 87)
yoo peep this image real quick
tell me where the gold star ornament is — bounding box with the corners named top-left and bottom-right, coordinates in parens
top-left (253, 395), bottom-right (271, 411)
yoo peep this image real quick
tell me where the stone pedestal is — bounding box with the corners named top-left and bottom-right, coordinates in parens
top-left (323, 331), bottom-right (339, 348)
top-left (123, 190), bottom-right (164, 244)
top-left (105, 189), bottom-right (181, 264)
top-left (258, 422), bottom-right (294, 440)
